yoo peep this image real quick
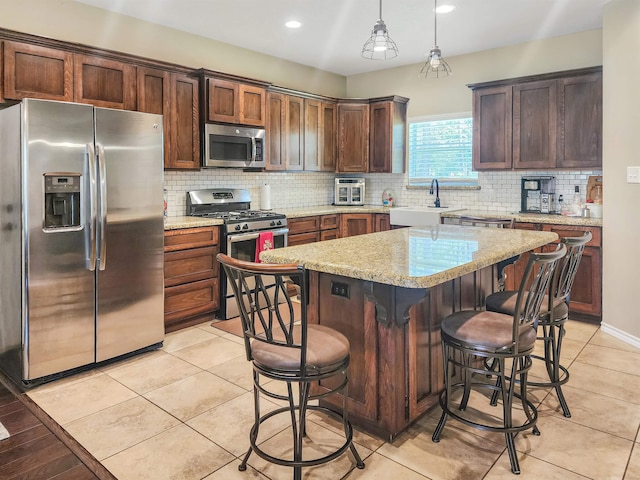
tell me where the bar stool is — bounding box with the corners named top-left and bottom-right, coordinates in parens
top-left (458, 215), bottom-right (515, 229)
top-left (217, 253), bottom-right (365, 480)
top-left (485, 232), bottom-right (592, 417)
top-left (432, 244), bottom-right (566, 475)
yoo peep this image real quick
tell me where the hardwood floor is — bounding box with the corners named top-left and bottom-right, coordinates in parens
top-left (0, 378), bottom-right (105, 480)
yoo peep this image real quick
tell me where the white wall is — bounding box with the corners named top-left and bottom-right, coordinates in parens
top-left (601, 0), bottom-right (640, 344)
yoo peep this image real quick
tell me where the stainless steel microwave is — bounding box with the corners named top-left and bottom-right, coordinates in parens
top-left (203, 123), bottom-right (265, 168)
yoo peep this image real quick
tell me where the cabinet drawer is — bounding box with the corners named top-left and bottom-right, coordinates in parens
top-left (164, 246), bottom-right (219, 287)
top-left (320, 214), bottom-right (339, 230)
top-left (543, 224), bottom-right (601, 247)
top-left (164, 278), bottom-right (219, 323)
top-left (320, 229), bottom-right (339, 241)
top-left (164, 226), bottom-right (219, 252)
top-left (288, 232), bottom-right (320, 246)
top-left (288, 216), bottom-right (320, 235)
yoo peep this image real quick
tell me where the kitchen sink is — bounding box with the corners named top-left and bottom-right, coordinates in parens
top-left (390, 206), bottom-right (465, 226)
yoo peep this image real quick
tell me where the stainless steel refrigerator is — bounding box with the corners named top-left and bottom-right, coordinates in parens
top-left (0, 98), bottom-right (165, 385)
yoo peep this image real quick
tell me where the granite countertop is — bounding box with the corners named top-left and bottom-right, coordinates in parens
top-left (164, 216), bottom-right (224, 230)
top-left (280, 205), bottom-right (391, 218)
top-left (260, 224), bottom-right (558, 289)
top-left (439, 209), bottom-right (602, 227)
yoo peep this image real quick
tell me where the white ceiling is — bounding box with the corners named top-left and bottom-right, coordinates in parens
top-left (73, 0), bottom-right (610, 76)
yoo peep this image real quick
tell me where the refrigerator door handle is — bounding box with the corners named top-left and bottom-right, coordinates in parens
top-left (97, 143), bottom-right (107, 271)
top-left (87, 142), bottom-right (97, 271)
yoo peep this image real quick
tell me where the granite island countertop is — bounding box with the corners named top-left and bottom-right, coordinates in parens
top-left (260, 224), bottom-right (558, 289)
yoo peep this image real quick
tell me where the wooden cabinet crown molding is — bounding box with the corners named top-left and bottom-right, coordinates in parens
top-left (467, 66), bottom-right (602, 91)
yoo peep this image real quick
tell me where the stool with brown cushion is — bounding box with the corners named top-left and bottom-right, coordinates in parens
top-left (432, 244), bottom-right (566, 475)
top-left (217, 253), bottom-right (365, 480)
top-left (484, 232), bottom-right (592, 418)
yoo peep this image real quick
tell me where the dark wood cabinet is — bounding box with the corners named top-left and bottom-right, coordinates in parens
top-left (557, 73), bottom-right (602, 168)
top-left (2, 41), bottom-right (73, 102)
top-left (337, 103), bottom-right (370, 173)
top-left (265, 91), bottom-right (287, 170)
top-left (137, 69), bottom-right (199, 170)
top-left (341, 213), bottom-right (373, 237)
top-left (504, 222), bottom-right (601, 320)
top-left (164, 226), bottom-right (220, 332)
top-left (321, 102), bottom-right (338, 171)
top-left (286, 95), bottom-right (305, 170)
top-left (369, 97), bottom-right (408, 173)
top-left (470, 67), bottom-right (602, 171)
top-left (73, 54), bottom-right (136, 109)
top-left (374, 213), bottom-right (390, 232)
top-left (513, 80), bottom-right (557, 169)
top-left (207, 78), bottom-right (266, 127)
top-left (304, 98), bottom-right (321, 171)
top-left (168, 73), bottom-right (200, 170)
top-left (472, 85), bottom-right (513, 170)
top-left (288, 216), bottom-right (321, 246)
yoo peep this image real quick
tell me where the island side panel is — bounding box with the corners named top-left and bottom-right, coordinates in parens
top-left (308, 265), bottom-right (500, 441)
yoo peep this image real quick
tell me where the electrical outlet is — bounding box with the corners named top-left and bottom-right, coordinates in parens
top-left (330, 281), bottom-right (350, 298)
top-left (627, 166), bottom-right (640, 184)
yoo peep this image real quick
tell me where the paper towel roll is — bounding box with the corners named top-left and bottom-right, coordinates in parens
top-left (261, 184), bottom-right (271, 211)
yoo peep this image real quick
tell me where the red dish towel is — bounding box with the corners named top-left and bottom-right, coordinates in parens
top-left (255, 231), bottom-right (274, 263)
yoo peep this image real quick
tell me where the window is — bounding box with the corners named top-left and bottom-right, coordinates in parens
top-left (408, 113), bottom-right (476, 185)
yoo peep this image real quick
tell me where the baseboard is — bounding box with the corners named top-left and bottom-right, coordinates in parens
top-left (600, 322), bottom-right (640, 349)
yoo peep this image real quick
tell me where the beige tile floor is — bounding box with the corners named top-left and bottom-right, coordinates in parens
top-left (26, 319), bottom-right (640, 480)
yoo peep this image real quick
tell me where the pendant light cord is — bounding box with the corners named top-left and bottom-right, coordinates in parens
top-left (379, 0), bottom-right (383, 21)
top-left (434, 0), bottom-right (438, 46)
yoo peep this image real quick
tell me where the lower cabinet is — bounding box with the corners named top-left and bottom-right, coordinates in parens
top-left (341, 213), bottom-right (373, 237)
top-left (288, 214), bottom-right (340, 245)
top-left (504, 222), bottom-right (602, 320)
top-left (164, 226), bottom-right (220, 332)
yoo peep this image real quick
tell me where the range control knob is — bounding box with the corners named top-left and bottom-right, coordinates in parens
top-left (242, 223), bottom-right (249, 230)
top-left (270, 221), bottom-right (276, 227)
top-left (276, 220), bottom-right (282, 226)
top-left (234, 225), bottom-right (241, 231)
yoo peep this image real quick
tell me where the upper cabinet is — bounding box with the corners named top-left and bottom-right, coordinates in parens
top-left (205, 76), bottom-right (266, 127)
top-left (369, 96), bottom-right (408, 173)
top-left (265, 91), bottom-right (304, 171)
top-left (557, 73), bottom-right (602, 168)
top-left (73, 54), bottom-right (136, 109)
top-left (337, 102), bottom-right (370, 173)
top-left (3, 41), bottom-right (74, 102)
top-left (136, 69), bottom-right (200, 170)
top-left (469, 67), bottom-right (602, 171)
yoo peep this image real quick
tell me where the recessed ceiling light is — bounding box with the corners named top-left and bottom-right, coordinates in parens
top-left (285, 20), bottom-right (302, 29)
top-left (435, 4), bottom-right (455, 14)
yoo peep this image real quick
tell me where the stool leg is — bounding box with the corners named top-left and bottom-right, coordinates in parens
top-left (432, 344), bottom-right (451, 443)
top-left (342, 377), bottom-right (365, 469)
top-left (286, 382), bottom-right (303, 480)
top-left (459, 352), bottom-right (472, 411)
top-left (239, 371), bottom-right (260, 471)
top-left (503, 358), bottom-right (521, 475)
top-left (519, 356), bottom-right (540, 436)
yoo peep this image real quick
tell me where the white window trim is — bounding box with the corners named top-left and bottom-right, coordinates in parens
top-left (408, 111), bottom-right (477, 186)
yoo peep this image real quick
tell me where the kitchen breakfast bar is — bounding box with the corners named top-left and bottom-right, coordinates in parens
top-left (261, 224), bottom-right (558, 441)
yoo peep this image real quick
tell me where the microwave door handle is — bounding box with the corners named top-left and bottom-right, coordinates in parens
top-left (251, 137), bottom-right (257, 163)
top-left (97, 144), bottom-right (107, 271)
top-left (86, 143), bottom-right (97, 271)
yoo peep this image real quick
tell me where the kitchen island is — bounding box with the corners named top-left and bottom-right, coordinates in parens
top-left (261, 224), bottom-right (558, 441)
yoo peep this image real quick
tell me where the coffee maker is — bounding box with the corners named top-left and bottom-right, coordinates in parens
top-left (520, 176), bottom-right (556, 214)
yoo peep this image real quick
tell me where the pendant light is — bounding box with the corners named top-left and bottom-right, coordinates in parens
top-left (419, 0), bottom-right (452, 78)
top-left (361, 0), bottom-right (399, 60)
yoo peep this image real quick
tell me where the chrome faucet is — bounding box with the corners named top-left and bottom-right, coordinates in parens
top-left (429, 178), bottom-right (441, 207)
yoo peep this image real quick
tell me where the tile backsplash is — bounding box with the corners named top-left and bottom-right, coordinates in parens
top-left (164, 169), bottom-right (602, 217)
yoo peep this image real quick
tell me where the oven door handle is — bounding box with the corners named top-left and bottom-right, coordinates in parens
top-left (228, 227), bottom-right (289, 243)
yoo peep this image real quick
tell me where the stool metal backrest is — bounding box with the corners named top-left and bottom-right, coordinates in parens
top-left (458, 215), bottom-right (515, 229)
top-left (218, 255), bottom-right (308, 371)
top-left (551, 231), bottom-right (592, 306)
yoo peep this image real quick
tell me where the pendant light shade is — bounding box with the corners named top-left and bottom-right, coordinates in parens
top-left (419, 0), bottom-right (452, 78)
top-left (362, 0), bottom-right (398, 60)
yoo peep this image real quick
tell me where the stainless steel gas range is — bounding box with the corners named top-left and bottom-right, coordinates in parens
top-left (187, 188), bottom-right (288, 319)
